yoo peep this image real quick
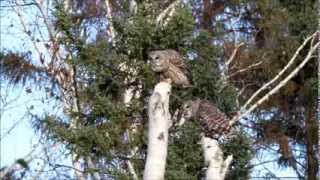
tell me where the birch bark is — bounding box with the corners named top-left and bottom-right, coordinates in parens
top-left (201, 136), bottom-right (233, 180)
top-left (143, 80), bottom-right (172, 180)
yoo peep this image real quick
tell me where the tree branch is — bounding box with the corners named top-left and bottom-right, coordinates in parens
top-left (227, 61), bottom-right (263, 78)
top-left (156, 0), bottom-right (181, 27)
top-left (104, 0), bottom-right (115, 45)
top-left (241, 33), bottom-right (317, 111)
top-left (231, 37), bottom-right (320, 126)
top-left (13, 4), bottom-right (42, 57)
top-left (226, 42), bottom-right (244, 66)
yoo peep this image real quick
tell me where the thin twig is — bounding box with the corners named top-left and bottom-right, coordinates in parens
top-left (226, 42), bottom-right (245, 66)
top-left (13, 4), bottom-right (42, 57)
top-left (227, 61), bottom-right (263, 78)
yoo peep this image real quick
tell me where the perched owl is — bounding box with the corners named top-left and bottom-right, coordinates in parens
top-left (181, 99), bottom-right (232, 139)
top-left (148, 49), bottom-right (191, 87)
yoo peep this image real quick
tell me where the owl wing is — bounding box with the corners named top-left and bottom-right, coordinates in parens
top-left (198, 101), bottom-right (231, 138)
top-left (165, 50), bottom-right (188, 74)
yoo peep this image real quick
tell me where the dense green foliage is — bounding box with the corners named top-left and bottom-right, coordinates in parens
top-left (36, 2), bottom-right (253, 179)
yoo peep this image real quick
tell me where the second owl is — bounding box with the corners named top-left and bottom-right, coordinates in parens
top-left (180, 99), bottom-right (232, 139)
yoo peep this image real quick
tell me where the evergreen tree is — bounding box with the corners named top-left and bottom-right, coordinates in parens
top-left (1, 0), bottom-right (317, 179)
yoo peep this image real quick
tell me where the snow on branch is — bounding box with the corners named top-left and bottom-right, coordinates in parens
top-left (143, 79), bottom-right (172, 180)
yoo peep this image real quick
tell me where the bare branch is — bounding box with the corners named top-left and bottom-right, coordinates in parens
top-left (227, 61), bottom-right (263, 78)
top-left (127, 160), bottom-right (138, 180)
top-left (13, 4), bottom-right (42, 57)
top-left (156, 0), bottom-right (181, 27)
top-left (241, 33), bottom-right (317, 111)
top-left (235, 83), bottom-right (255, 109)
top-left (34, 0), bottom-right (63, 64)
top-left (231, 39), bottom-right (320, 125)
top-left (105, 0), bottom-right (115, 45)
top-left (0, 143), bottom-right (39, 178)
top-left (226, 42), bottom-right (244, 66)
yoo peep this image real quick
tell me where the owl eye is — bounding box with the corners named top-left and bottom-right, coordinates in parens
top-left (185, 105), bottom-right (190, 108)
top-left (155, 56), bottom-right (159, 60)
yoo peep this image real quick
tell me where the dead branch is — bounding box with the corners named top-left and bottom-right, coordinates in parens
top-left (227, 61), bottom-right (263, 78)
top-left (230, 38), bottom-right (319, 126)
top-left (104, 0), bottom-right (115, 45)
top-left (226, 42), bottom-right (245, 66)
top-left (241, 33), bottom-right (317, 111)
top-left (156, 0), bottom-right (181, 27)
top-left (13, 5), bottom-right (42, 57)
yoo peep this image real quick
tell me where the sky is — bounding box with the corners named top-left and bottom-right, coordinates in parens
top-left (0, 1), bottom-right (301, 179)
top-left (1, 7), bottom-right (34, 168)
top-left (0, 4), bottom-right (72, 178)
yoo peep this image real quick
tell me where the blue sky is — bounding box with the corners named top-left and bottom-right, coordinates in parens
top-left (0, 4), bottom-right (68, 173)
top-left (1, 6), bottom-right (35, 168)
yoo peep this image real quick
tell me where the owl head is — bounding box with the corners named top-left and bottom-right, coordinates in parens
top-left (148, 50), bottom-right (170, 72)
top-left (181, 99), bottom-right (201, 120)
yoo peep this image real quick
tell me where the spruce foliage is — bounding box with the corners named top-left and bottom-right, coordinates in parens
top-left (33, 1), bottom-right (253, 179)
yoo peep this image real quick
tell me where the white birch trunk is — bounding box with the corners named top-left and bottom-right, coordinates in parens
top-left (86, 157), bottom-right (101, 180)
top-left (201, 136), bottom-right (233, 180)
top-left (143, 80), bottom-right (172, 180)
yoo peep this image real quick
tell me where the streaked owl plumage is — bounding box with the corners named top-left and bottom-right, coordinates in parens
top-left (181, 99), bottom-right (232, 139)
top-left (148, 49), bottom-right (190, 87)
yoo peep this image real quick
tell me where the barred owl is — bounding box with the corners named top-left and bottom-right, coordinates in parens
top-left (181, 99), bottom-right (232, 139)
top-left (148, 49), bottom-right (191, 87)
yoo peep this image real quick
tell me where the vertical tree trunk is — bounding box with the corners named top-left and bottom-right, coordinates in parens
top-left (305, 108), bottom-right (318, 180)
top-left (201, 136), bottom-right (233, 180)
top-left (143, 80), bottom-right (172, 180)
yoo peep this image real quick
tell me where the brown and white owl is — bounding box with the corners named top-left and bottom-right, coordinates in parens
top-left (180, 99), bottom-right (232, 139)
top-left (148, 49), bottom-right (191, 87)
